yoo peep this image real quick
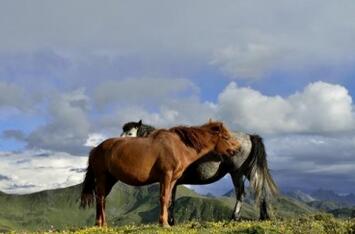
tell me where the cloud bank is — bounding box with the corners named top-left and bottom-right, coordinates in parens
top-left (1, 1), bottom-right (355, 80)
top-left (217, 81), bottom-right (354, 134)
top-left (1, 79), bottom-right (355, 194)
top-left (1, 1), bottom-right (355, 194)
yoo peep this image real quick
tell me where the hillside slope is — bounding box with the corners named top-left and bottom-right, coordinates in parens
top-left (0, 183), bottom-right (318, 232)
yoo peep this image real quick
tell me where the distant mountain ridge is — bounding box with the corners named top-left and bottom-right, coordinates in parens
top-left (286, 190), bottom-right (315, 203)
top-left (284, 188), bottom-right (355, 206)
top-left (311, 189), bottom-right (355, 205)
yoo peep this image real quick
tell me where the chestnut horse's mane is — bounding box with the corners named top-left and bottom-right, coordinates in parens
top-left (149, 122), bottom-right (226, 153)
top-left (169, 126), bottom-right (209, 153)
top-left (163, 121), bottom-right (226, 153)
top-left (150, 126), bottom-right (209, 153)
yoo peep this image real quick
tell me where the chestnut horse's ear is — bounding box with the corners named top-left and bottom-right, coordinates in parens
top-left (208, 118), bottom-right (213, 123)
top-left (138, 120), bottom-right (142, 126)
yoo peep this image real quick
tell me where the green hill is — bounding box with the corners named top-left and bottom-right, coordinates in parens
top-left (307, 200), bottom-right (347, 212)
top-left (329, 207), bottom-right (355, 218)
top-left (0, 183), bottom-right (319, 232)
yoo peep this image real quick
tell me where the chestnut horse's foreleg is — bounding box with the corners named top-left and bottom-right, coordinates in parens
top-left (159, 172), bottom-right (177, 227)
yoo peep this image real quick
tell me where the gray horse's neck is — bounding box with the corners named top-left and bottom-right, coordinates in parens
top-left (137, 124), bottom-right (155, 137)
top-left (178, 132), bottom-right (252, 184)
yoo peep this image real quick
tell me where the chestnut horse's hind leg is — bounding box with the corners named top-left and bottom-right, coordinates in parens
top-left (95, 184), bottom-right (105, 227)
top-left (95, 174), bottom-right (117, 227)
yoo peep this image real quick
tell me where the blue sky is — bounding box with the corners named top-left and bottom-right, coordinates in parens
top-left (1, 0), bottom-right (355, 195)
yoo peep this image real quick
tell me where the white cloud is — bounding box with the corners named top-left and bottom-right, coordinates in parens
top-left (94, 78), bottom-right (198, 107)
top-left (211, 43), bottom-right (281, 79)
top-left (98, 97), bottom-right (217, 135)
top-left (216, 81), bottom-right (354, 134)
top-left (0, 150), bottom-right (87, 194)
top-left (84, 133), bottom-right (106, 147)
top-left (26, 89), bottom-right (91, 154)
top-left (94, 80), bottom-right (355, 138)
top-left (0, 81), bottom-right (28, 110)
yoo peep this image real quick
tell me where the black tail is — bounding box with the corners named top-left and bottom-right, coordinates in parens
top-left (80, 148), bottom-right (96, 208)
top-left (243, 135), bottom-right (278, 205)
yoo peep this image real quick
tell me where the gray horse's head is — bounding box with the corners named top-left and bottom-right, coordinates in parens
top-left (121, 120), bottom-right (156, 137)
top-left (121, 120), bottom-right (142, 137)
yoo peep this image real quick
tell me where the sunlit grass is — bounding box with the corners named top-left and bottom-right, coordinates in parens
top-left (21, 215), bottom-right (355, 234)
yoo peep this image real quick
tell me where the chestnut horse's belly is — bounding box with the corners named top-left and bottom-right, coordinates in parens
top-left (106, 146), bottom-right (164, 186)
top-left (107, 157), bottom-right (160, 186)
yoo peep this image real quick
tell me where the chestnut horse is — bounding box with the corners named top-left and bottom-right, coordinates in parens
top-left (122, 120), bottom-right (278, 224)
top-left (80, 121), bottom-right (240, 227)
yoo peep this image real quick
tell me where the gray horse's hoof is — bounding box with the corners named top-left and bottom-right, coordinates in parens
top-left (168, 218), bottom-right (175, 226)
top-left (231, 214), bottom-right (242, 221)
top-left (260, 215), bottom-right (270, 221)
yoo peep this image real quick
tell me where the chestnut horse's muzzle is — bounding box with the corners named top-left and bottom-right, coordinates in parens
top-left (226, 148), bottom-right (237, 156)
top-left (226, 139), bottom-right (241, 156)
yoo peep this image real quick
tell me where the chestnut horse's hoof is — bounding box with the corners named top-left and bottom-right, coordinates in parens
top-left (160, 223), bottom-right (171, 228)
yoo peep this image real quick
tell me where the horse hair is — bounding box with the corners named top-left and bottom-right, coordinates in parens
top-left (240, 135), bottom-right (278, 204)
top-left (138, 124), bottom-right (155, 137)
top-left (169, 126), bottom-right (210, 153)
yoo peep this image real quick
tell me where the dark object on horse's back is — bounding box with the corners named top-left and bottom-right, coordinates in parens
top-left (81, 121), bottom-right (240, 227)
top-left (121, 120), bottom-right (278, 225)
top-left (121, 120), bottom-right (155, 137)
top-left (122, 121), bottom-right (141, 132)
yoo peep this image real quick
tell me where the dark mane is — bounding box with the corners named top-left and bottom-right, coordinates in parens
top-left (169, 126), bottom-right (208, 153)
top-left (138, 124), bottom-right (155, 137)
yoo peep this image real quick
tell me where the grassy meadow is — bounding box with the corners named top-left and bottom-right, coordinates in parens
top-left (1, 183), bottom-right (355, 233)
top-left (11, 215), bottom-right (355, 234)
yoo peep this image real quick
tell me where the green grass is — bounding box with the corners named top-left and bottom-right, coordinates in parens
top-left (15, 215), bottom-right (355, 234)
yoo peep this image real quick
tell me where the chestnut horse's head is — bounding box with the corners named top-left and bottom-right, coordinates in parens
top-left (202, 121), bottom-right (240, 157)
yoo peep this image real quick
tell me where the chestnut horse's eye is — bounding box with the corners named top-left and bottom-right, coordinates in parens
top-left (222, 135), bottom-right (230, 140)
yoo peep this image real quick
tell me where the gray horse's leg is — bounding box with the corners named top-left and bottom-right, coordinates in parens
top-left (230, 173), bottom-right (244, 221)
top-left (260, 197), bottom-right (270, 220)
top-left (168, 184), bottom-right (177, 226)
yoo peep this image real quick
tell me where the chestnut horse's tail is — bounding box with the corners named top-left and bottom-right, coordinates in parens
top-left (80, 148), bottom-right (96, 208)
